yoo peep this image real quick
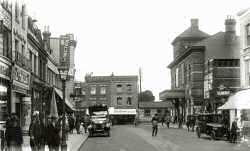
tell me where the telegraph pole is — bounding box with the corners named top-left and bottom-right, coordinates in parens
top-left (139, 68), bottom-right (142, 108)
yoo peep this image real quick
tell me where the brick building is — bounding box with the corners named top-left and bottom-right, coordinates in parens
top-left (160, 17), bottom-right (240, 121)
top-left (71, 74), bottom-right (138, 124)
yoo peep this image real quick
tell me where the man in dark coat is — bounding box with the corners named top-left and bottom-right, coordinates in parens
top-left (151, 114), bottom-right (159, 136)
top-left (5, 115), bottom-right (23, 151)
top-left (46, 116), bottom-right (61, 151)
top-left (230, 118), bottom-right (238, 143)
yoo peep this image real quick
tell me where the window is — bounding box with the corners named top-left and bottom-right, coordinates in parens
top-left (127, 97), bottom-right (132, 105)
top-left (34, 55), bottom-right (37, 75)
top-left (246, 24), bottom-right (250, 46)
top-left (21, 45), bottom-right (25, 56)
top-left (2, 31), bottom-right (10, 58)
top-left (100, 87), bottom-right (106, 95)
top-left (157, 109), bottom-right (162, 114)
top-left (144, 109), bottom-right (151, 117)
top-left (175, 67), bottom-right (179, 88)
top-left (116, 84), bottom-right (122, 93)
top-left (15, 39), bottom-right (19, 52)
top-left (117, 97), bottom-right (122, 105)
top-left (90, 86), bottom-right (96, 95)
top-left (15, 5), bottom-right (19, 23)
top-left (126, 84), bottom-right (132, 92)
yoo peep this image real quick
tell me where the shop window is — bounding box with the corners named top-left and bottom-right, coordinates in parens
top-left (117, 97), bottom-right (122, 106)
top-left (127, 97), bottom-right (132, 105)
top-left (144, 109), bottom-right (151, 117)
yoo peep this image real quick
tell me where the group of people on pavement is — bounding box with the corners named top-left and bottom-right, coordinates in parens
top-left (0, 112), bottom-right (91, 151)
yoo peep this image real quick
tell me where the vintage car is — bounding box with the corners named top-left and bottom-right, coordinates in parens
top-left (196, 113), bottom-right (229, 140)
top-left (87, 104), bottom-right (111, 137)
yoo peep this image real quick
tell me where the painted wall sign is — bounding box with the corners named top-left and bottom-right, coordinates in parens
top-left (13, 66), bottom-right (30, 85)
top-left (0, 61), bottom-right (10, 79)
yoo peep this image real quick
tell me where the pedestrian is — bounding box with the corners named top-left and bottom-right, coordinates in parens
top-left (165, 114), bottom-right (171, 128)
top-left (230, 118), bottom-right (238, 143)
top-left (29, 112), bottom-right (46, 151)
top-left (161, 116), bottom-right (165, 127)
top-left (68, 114), bottom-right (75, 134)
top-left (46, 116), bottom-right (61, 151)
top-left (83, 115), bottom-right (90, 133)
top-left (151, 114), bottom-right (159, 136)
top-left (75, 115), bottom-right (81, 134)
top-left (5, 114), bottom-right (23, 151)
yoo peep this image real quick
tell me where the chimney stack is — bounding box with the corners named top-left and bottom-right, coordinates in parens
top-left (43, 26), bottom-right (51, 52)
top-left (225, 15), bottom-right (236, 33)
top-left (191, 19), bottom-right (199, 30)
top-left (224, 16), bottom-right (236, 44)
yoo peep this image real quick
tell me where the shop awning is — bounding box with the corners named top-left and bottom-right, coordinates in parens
top-left (218, 88), bottom-right (250, 110)
top-left (54, 88), bottom-right (76, 111)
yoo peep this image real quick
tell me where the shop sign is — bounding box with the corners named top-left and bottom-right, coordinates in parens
top-left (217, 91), bottom-right (230, 96)
top-left (0, 9), bottom-right (11, 30)
top-left (14, 67), bottom-right (30, 85)
top-left (60, 39), bottom-right (70, 67)
top-left (0, 61), bottom-right (10, 78)
top-left (109, 108), bottom-right (137, 115)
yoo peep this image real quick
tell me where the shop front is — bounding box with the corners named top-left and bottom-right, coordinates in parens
top-left (108, 107), bottom-right (137, 124)
top-left (11, 65), bottom-right (31, 133)
top-left (0, 59), bottom-right (11, 130)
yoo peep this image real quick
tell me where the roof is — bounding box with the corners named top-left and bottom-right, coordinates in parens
top-left (139, 101), bottom-right (173, 109)
top-left (159, 89), bottom-right (185, 100)
top-left (172, 26), bottom-right (210, 44)
top-left (194, 32), bottom-right (240, 59)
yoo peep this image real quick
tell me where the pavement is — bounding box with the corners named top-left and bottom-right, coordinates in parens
top-left (22, 127), bottom-right (88, 151)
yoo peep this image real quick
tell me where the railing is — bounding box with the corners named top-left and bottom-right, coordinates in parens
top-left (15, 51), bottom-right (31, 70)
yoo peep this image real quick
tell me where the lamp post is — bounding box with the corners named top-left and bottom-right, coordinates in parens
top-left (58, 66), bottom-right (69, 151)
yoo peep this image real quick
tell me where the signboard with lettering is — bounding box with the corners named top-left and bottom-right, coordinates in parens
top-left (217, 90), bottom-right (230, 96)
top-left (13, 66), bottom-right (30, 86)
top-left (0, 61), bottom-right (10, 80)
top-left (60, 39), bottom-right (70, 67)
top-left (109, 108), bottom-right (137, 115)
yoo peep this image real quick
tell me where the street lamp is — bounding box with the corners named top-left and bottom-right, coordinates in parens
top-left (58, 66), bottom-right (69, 151)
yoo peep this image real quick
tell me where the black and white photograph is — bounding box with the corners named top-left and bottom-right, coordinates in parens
top-left (0, 0), bottom-right (250, 150)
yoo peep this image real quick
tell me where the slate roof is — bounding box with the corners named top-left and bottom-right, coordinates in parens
top-left (193, 31), bottom-right (240, 59)
top-left (172, 26), bottom-right (210, 44)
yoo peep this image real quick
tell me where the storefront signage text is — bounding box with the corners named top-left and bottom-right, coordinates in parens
top-left (217, 90), bottom-right (230, 96)
top-left (0, 62), bottom-right (10, 78)
top-left (14, 67), bottom-right (30, 85)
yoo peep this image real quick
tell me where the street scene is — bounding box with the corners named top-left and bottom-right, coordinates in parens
top-left (80, 124), bottom-right (249, 151)
top-left (0, 0), bottom-right (250, 151)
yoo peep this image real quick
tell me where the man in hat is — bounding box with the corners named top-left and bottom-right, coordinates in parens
top-left (230, 117), bottom-right (238, 143)
top-left (47, 115), bottom-right (61, 151)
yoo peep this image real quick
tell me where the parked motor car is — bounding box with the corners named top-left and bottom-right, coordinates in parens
top-left (196, 113), bottom-right (229, 140)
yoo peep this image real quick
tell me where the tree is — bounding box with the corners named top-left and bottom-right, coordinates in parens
top-left (138, 90), bottom-right (155, 102)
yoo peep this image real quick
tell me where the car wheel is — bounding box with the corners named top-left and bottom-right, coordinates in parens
top-left (196, 127), bottom-right (201, 138)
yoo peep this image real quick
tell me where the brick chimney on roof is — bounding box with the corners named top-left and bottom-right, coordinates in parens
top-left (191, 19), bottom-right (199, 30)
top-left (224, 15), bottom-right (237, 44)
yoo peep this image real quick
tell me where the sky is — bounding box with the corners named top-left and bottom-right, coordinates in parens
top-left (11, 0), bottom-right (250, 101)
